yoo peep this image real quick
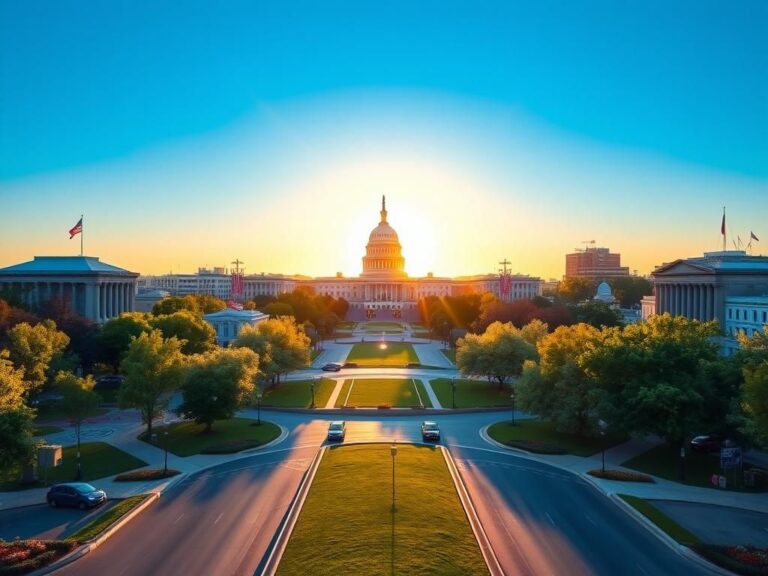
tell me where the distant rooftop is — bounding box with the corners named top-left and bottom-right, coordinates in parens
top-left (654, 251), bottom-right (768, 275)
top-left (0, 256), bottom-right (137, 275)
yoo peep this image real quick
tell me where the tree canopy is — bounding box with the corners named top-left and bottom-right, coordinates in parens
top-left (456, 321), bottom-right (538, 387)
top-left (0, 350), bottom-right (35, 470)
top-left (177, 348), bottom-right (259, 431)
top-left (151, 310), bottom-right (217, 355)
top-left (7, 319), bottom-right (70, 395)
top-left (97, 313), bottom-right (153, 372)
top-left (119, 330), bottom-right (185, 438)
top-left (152, 294), bottom-right (226, 316)
top-left (232, 317), bottom-right (310, 385)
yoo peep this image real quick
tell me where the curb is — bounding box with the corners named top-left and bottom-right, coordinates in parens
top-left (479, 425), bottom-right (735, 576)
top-left (258, 406), bottom-right (515, 416)
top-left (441, 446), bottom-right (504, 576)
top-left (261, 446), bottom-right (327, 576)
top-left (30, 492), bottom-right (160, 576)
top-left (611, 494), bottom-right (734, 576)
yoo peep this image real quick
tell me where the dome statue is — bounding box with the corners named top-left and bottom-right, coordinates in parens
top-left (361, 196), bottom-right (407, 278)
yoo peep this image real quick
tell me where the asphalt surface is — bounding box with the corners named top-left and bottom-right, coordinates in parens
top-left (0, 500), bottom-right (118, 540)
top-left (54, 445), bottom-right (320, 576)
top-left (50, 412), bottom-right (725, 576)
top-left (651, 499), bottom-right (768, 547)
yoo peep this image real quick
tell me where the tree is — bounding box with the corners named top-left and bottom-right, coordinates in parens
top-left (738, 327), bottom-right (768, 445)
top-left (586, 314), bottom-right (721, 476)
top-left (55, 371), bottom-right (101, 479)
top-left (150, 310), bottom-right (216, 355)
top-left (7, 320), bottom-right (70, 396)
top-left (152, 294), bottom-right (226, 317)
top-left (177, 348), bottom-right (259, 432)
top-left (119, 330), bottom-right (185, 439)
top-left (0, 300), bottom-right (39, 347)
top-left (517, 323), bottom-right (603, 435)
top-left (519, 319), bottom-right (549, 347)
top-left (0, 350), bottom-right (35, 470)
top-left (608, 276), bottom-right (653, 308)
top-left (232, 317), bottom-right (310, 385)
top-left (96, 313), bottom-right (152, 372)
top-left (262, 302), bottom-right (295, 318)
top-left (556, 277), bottom-right (597, 304)
top-left (456, 322), bottom-right (537, 388)
top-left (572, 300), bottom-right (623, 328)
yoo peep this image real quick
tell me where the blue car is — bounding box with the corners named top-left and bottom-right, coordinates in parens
top-left (47, 483), bottom-right (107, 510)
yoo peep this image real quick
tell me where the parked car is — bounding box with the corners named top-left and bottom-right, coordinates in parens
top-left (94, 375), bottom-right (125, 390)
top-left (47, 483), bottom-right (107, 510)
top-left (421, 421), bottom-right (440, 442)
top-left (327, 421), bottom-right (346, 441)
top-left (29, 391), bottom-right (64, 407)
top-left (322, 363), bottom-right (343, 372)
top-left (690, 434), bottom-right (724, 453)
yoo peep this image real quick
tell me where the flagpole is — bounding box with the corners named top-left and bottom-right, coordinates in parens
top-left (80, 214), bottom-right (84, 257)
top-left (722, 206), bottom-right (726, 251)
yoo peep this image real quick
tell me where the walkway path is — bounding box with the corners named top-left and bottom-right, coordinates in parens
top-left (419, 378), bottom-right (442, 408)
top-left (323, 378), bottom-right (345, 409)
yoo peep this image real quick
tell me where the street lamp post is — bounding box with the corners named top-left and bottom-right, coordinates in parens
top-left (390, 444), bottom-right (398, 510)
top-left (310, 378), bottom-right (317, 408)
top-left (510, 389), bottom-right (516, 426)
top-left (598, 419), bottom-right (608, 474)
top-left (451, 377), bottom-right (456, 409)
top-left (163, 431), bottom-right (169, 475)
top-left (256, 389), bottom-right (263, 425)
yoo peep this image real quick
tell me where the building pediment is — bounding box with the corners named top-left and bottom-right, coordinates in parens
top-left (652, 260), bottom-right (714, 277)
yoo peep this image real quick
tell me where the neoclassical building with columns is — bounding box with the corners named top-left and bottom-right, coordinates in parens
top-left (0, 256), bottom-right (139, 323)
top-left (138, 197), bottom-right (543, 320)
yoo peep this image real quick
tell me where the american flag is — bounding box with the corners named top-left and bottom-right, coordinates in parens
top-left (230, 273), bottom-right (244, 297)
top-left (68, 217), bottom-right (82, 239)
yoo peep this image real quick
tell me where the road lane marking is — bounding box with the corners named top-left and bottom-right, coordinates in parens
top-left (584, 513), bottom-right (596, 526)
top-left (343, 379), bottom-right (355, 406)
top-left (544, 512), bottom-right (556, 526)
top-left (214, 512), bottom-right (224, 525)
top-left (636, 563), bottom-right (650, 575)
top-left (173, 513), bottom-right (185, 525)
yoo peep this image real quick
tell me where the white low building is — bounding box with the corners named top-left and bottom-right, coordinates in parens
top-left (203, 308), bottom-right (268, 346)
top-left (723, 295), bottom-right (768, 355)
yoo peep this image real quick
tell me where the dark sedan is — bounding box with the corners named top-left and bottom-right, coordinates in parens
top-left (421, 421), bottom-right (440, 442)
top-left (321, 363), bottom-right (343, 372)
top-left (47, 483), bottom-right (107, 510)
top-left (689, 434), bottom-right (723, 453)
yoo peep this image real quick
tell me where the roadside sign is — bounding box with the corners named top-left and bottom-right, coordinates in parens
top-left (720, 446), bottom-right (742, 468)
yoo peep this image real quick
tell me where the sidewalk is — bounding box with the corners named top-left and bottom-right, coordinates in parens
top-left (480, 430), bottom-right (768, 514)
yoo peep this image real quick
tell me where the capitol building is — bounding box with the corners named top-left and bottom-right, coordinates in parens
top-left (139, 197), bottom-right (543, 320)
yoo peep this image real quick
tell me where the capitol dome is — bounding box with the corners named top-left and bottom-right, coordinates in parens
top-left (594, 281), bottom-right (615, 303)
top-left (361, 196), bottom-right (406, 278)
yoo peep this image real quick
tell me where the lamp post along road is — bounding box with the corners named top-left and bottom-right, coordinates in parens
top-left (310, 378), bottom-right (317, 409)
top-left (598, 419), bottom-right (608, 474)
top-left (163, 431), bottom-right (169, 475)
top-left (256, 390), bottom-right (263, 425)
top-left (510, 389), bottom-right (516, 426)
top-left (390, 444), bottom-right (398, 511)
top-left (451, 377), bottom-right (456, 409)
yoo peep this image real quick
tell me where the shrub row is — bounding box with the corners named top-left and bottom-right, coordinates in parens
top-left (114, 469), bottom-right (181, 482)
top-left (587, 469), bottom-right (655, 483)
top-left (0, 540), bottom-right (77, 575)
top-left (694, 544), bottom-right (768, 575)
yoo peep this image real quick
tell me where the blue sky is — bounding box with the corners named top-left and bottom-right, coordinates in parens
top-left (0, 1), bottom-right (766, 278)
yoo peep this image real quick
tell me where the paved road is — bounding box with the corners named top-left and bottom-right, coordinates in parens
top-left (53, 412), bottom-right (722, 575)
top-left (55, 443), bottom-right (321, 576)
top-left (0, 501), bottom-right (118, 540)
top-left (451, 445), bottom-right (718, 575)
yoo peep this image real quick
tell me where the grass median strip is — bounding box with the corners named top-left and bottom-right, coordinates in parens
top-left (141, 418), bottom-right (281, 456)
top-left (431, 378), bottom-right (513, 409)
top-left (261, 378), bottom-right (336, 408)
top-left (486, 419), bottom-right (625, 456)
top-left (335, 378), bottom-right (429, 408)
top-left (67, 494), bottom-right (153, 543)
top-left (346, 342), bottom-right (419, 366)
top-left (277, 444), bottom-right (487, 575)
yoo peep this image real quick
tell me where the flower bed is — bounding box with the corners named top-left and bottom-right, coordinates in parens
top-left (0, 540), bottom-right (77, 575)
top-left (587, 469), bottom-right (655, 483)
top-left (114, 469), bottom-right (180, 482)
top-left (695, 544), bottom-right (768, 575)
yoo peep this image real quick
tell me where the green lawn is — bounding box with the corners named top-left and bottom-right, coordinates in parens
top-left (622, 444), bottom-right (765, 491)
top-left (487, 419), bottom-right (626, 456)
top-left (35, 405), bottom-right (108, 423)
top-left (618, 495), bottom-right (700, 546)
top-left (261, 378), bottom-right (336, 408)
top-left (67, 494), bottom-right (152, 542)
top-left (346, 342), bottom-right (419, 366)
top-left (96, 389), bottom-right (119, 404)
top-left (431, 378), bottom-right (513, 408)
top-left (142, 418), bottom-right (281, 457)
top-left (33, 425), bottom-right (64, 436)
top-left (0, 442), bottom-right (147, 491)
top-left (440, 349), bottom-right (456, 364)
top-left (277, 444), bottom-right (487, 576)
top-left (362, 321), bottom-right (404, 330)
top-left (335, 378), bottom-right (431, 408)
